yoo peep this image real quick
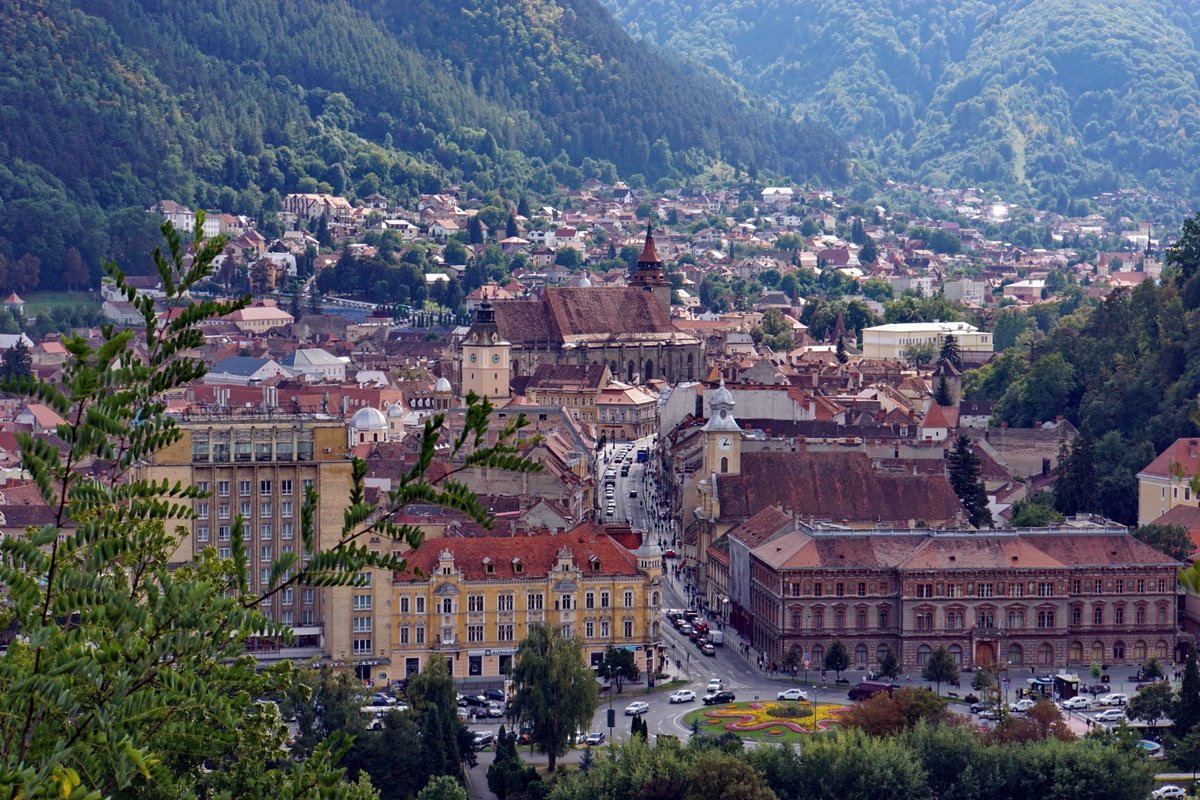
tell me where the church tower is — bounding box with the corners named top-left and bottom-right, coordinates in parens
top-left (460, 296), bottom-right (510, 403)
top-left (629, 223), bottom-right (672, 313)
top-left (702, 379), bottom-right (741, 477)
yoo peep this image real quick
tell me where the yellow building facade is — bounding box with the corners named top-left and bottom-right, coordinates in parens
top-left (393, 527), bottom-right (664, 685)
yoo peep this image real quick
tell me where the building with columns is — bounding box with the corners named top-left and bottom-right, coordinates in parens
top-left (728, 508), bottom-right (1181, 671)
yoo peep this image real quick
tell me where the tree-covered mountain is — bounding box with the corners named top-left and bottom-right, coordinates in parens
top-left (601, 0), bottom-right (1200, 208)
top-left (0, 0), bottom-right (846, 284)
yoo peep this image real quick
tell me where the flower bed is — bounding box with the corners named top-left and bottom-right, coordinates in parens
top-left (703, 701), bottom-right (845, 734)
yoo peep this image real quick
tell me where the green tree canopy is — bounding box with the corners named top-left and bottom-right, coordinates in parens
top-left (920, 646), bottom-right (959, 695)
top-left (510, 622), bottom-right (599, 771)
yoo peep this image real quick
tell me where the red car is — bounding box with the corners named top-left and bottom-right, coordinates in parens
top-left (663, 549), bottom-right (677, 559)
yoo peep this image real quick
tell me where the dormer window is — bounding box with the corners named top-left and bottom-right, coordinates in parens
top-left (484, 557), bottom-right (494, 574)
top-left (590, 556), bottom-right (601, 572)
top-left (512, 558), bottom-right (523, 574)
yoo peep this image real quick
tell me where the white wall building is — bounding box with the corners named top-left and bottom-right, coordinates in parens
top-left (861, 321), bottom-right (992, 360)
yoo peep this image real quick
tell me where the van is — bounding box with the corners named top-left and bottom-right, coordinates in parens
top-left (847, 681), bottom-right (896, 701)
top-left (709, 630), bottom-right (724, 645)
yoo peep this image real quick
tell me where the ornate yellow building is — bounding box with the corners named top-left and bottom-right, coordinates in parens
top-left (393, 525), bottom-right (664, 685)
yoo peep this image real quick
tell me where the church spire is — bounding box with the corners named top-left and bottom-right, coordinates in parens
top-left (637, 221), bottom-right (660, 266)
top-left (631, 221), bottom-right (671, 313)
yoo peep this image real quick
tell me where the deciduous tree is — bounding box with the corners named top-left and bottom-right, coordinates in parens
top-left (510, 622), bottom-right (599, 771)
top-left (824, 640), bottom-right (850, 678)
top-left (921, 646), bottom-right (959, 695)
top-left (601, 645), bottom-right (640, 694)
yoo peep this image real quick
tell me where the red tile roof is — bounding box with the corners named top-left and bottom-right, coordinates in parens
top-left (1139, 438), bottom-right (1200, 479)
top-left (398, 526), bottom-right (642, 582)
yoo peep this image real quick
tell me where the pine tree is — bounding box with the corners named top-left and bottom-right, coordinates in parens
top-left (0, 339), bottom-right (32, 382)
top-left (934, 375), bottom-right (953, 406)
top-left (835, 335), bottom-right (848, 363)
top-left (506, 212), bottom-right (519, 239)
top-left (1054, 428), bottom-right (1097, 516)
top-left (947, 434), bottom-right (992, 528)
top-left (824, 640), bottom-right (850, 678)
top-left (1177, 649), bottom-right (1200, 739)
top-left (878, 647), bottom-right (900, 680)
top-left (938, 335), bottom-right (962, 370)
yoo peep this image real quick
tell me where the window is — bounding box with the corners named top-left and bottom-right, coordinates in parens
top-left (260, 480), bottom-right (272, 496)
top-left (1115, 579), bottom-right (1124, 593)
top-left (218, 526), bottom-right (231, 542)
top-left (623, 590), bottom-right (633, 608)
top-left (281, 522), bottom-right (293, 540)
top-left (281, 588), bottom-right (293, 605)
top-left (585, 621), bottom-right (595, 637)
top-left (497, 624), bottom-right (514, 641)
top-left (600, 591), bottom-right (610, 608)
top-left (353, 594), bottom-right (372, 611)
top-left (560, 595), bottom-right (572, 611)
top-left (302, 479), bottom-right (314, 495)
top-left (240, 502), bottom-right (251, 518)
top-left (1071, 606), bottom-right (1082, 625)
top-left (813, 609), bottom-right (823, 629)
top-left (946, 610), bottom-right (964, 630)
top-left (1159, 579), bottom-right (1167, 593)
top-left (415, 626), bottom-right (425, 644)
top-left (468, 594), bottom-right (485, 612)
top-left (498, 594), bottom-right (514, 612)
top-left (1072, 579), bottom-right (1082, 594)
top-left (1037, 609), bottom-right (1055, 629)
top-left (1115, 606), bottom-right (1125, 625)
top-left (834, 609), bottom-right (845, 628)
top-left (468, 625), bottom-right (484, 642)
top-left (1158, 605), bottom-right (1168, 625)
top-left (1093, 606), bottom-right (1103, 625)
top-left (218, 480), bottom-right (230, 497)
top-left (835, 582), bottom-right (845, 597)
top-left (441, 598), bottom-right (453, 614)
top-left (1094, 579), bottom-right (1102, 593)
top-left (242, 522), bottom-right (251, 541)
top-left (600, 620), bottom-right (610, 638)
top-left (917, 645), bottom-right (932, 666)
top-left (528, 593), bottom-right (544, 610)
top-left (260, 524), bottom-right (272, 540)
top-left (1010, 583), bottom-right (1024, 597)
top-left (260, 545), bottom-right (272, 561)
top-left (303, 589), bottom-right (315, 605)
top-left (353, 616), bottom-right (372, 632)
top-left (623, 620), bottom-right (633, 637)
top-left (352, 638), bottom-right (372, 655)
top-left (947, 584), bottom-right (962, 598)
top-left (281, 501), bottom-right (293, 518)
top-left (1007, 609), bottom-right (1025, 629)
top-left (280, 479), bottom-right (293, 496)
top-left (1137, 579), bottom-right (1146, 593)
top-left (976, 609), bottom-right (994, 628)
top-left (196, 480), bottom-right (209, 494)
top-left (856, 609), bottom-right (866, 629)
top-left (239, 480), bottom-right (251, 497)
top-left (979, 583), bottom-right (994, 598)
top-left (196, 526), bottom-right (209, 543)
top-left (878, 607), bottom-right (889, 628)
top-left (399, 627), bottom-right (409, 644)
top-left (260, 502), bottom-right (272, 518)
top-left (586, 592), bottom-right (595, 609)
top-left (260, 568), bottom-right (271, 585)
top-left (916, 584), bottom-right (934, 598)
top-left (196, 502), bottom-right (209, 520)
top-left (1038, 582), bottom-right (1054, 597)
top-left (915, 610), bottom-right (934, 631)
top-left (813, 582), bottom-right (823, 597)
top-left (218, 547), bottom-right (231, 559)
top-left (416, 597), bottom-right (425, 613)
top-left (1136, 606), bottom-right (1146, 625)
top-left (219, 503), bottom-right (230, 520)
top-left (857, 582), bottom-right (867, 597)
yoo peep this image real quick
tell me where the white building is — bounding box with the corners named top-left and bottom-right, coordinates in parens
top-left (280, 348), bottom-right (349, 382)
top-left (860, 321), bottom-right (992, 360)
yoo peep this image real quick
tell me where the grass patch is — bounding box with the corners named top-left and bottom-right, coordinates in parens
top-left (23, 291), bottom-right (99, 313)
top-left (681, 700), bottom-right (846, 744)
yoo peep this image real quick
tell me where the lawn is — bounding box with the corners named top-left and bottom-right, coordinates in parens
top-left (682, 700), bottom-right (846, 744)
top-left (22, 291), bottom-right (99, 313)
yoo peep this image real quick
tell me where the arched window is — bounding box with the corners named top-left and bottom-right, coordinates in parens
top-left (1007, 608), bottom-right (1025, 629)
top-left (917, 644), bottom-right (932, 666)
top-left (1093, 604), bottom-right (1104, 625)
top-left (1157, 604), bottom-right (1169, 625)
top-left (855, 644), bottom-right (868, 666)
top-left (792, 610), bottom-right (802, 630)
top-left (1114, 605), bottom-right (1125, 625)
top-left (948, 644), bottom-right (963, 665)
top-left (856, 609), bottom-right (867, 629)
top-left (877, 644), bottom-right (890, 664)
top-left (1136, 605), bottom-right (1147, 625)
top-left (811, 644), bottom-right (825, 663)
top-left (834, 609), bottom-right (845, 628)
top-left (1134, 640), bottom-right (1147, 660)
top-left (651, 592), bottom-right (659, 607)
top-left (720, 457), bottom-right (729, 473)
top-left (1092, 641), bottom-right (1104, 662)
top-left (1113, 641), bottom-right (1126, 660)
top-left (1069, 641), bottom-right (1084, 662)
top-left (1038, 643), bottom-right (1054, 665)
top-left (644, 360), bottom-right (654, 381)
top-left (1157, 640), bottom-right (1170, 659)
top-left (813, 609), bottom-right (824, 629)
top-left (1007, 643), bottom-right (1023, 665)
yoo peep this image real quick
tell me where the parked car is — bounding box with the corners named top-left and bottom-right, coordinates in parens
top-left (1011, 698), bottom-right (1037, 713)
top-left (472, 731), bottom-right (496, 750)
top-left (1094, 708), bottom-right (1127, 722)
top-left (1097, 693), bottom-right (1128, 706)
top-left (977, 708), bottom-right (1000, 720)
top-left (669, 689), bottom-right (696, 704)
top-left (777, 688), bottom-right (809, 702)
top-left (1151, 786), bottom-right (1185, 799)
top-left (486, 702), bottom-right (505, 718)
top-left (584, 731), bottom-right (606, 747)
top-left (1060, 695), bottom-right (1092, 710)
top-left (703, 690), bottom-right (736, 705)
top-left (483, 688), bottom-right (506, 703)
top-left (370, 693), bottom-right (397, 706)
top-left (459, 694), bottom-right (488, 708)
top-left (624, 701), bottom-right (650, 716)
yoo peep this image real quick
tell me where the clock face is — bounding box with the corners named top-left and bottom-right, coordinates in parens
top-left (469, 353), bottom-right (477, 364)
top-left (492, 353), bottom-right (501, 364)
top-left (717, 436), bottom-right (732, 452)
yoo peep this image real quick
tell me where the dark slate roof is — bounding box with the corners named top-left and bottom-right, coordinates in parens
top-left (210, 356), bottom-right (270, 377)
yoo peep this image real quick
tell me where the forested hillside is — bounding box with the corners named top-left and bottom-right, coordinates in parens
top-left (0, 0), bottom-right (846, 284)
top-left (603, 0), bottom-right (1200, 207)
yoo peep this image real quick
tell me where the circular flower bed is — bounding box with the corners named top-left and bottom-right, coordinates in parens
top-left (704, 701), bottom-right (846, 734)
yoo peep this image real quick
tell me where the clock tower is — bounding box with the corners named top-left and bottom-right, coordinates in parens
top-left (702, 379), bottom-right (741, 476)
top-left (460, 295), bottom-right (511, 403)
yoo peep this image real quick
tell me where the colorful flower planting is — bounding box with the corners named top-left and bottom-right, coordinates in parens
top-left (703, 701), bottom-right (846, 734)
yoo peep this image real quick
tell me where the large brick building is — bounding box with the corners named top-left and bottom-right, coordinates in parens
top-left (723, 508), bottom-right (1181, 671)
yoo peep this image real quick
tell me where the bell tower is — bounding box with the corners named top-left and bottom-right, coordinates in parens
top-left (629, 222), bottom-right (672, 313)
top-left (460, 296), bottom-right (511, 403)
top-left (702, 379), bottom-right (741, 476)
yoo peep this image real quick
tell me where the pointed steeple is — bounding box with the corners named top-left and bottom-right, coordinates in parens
top-left (631, 221), bottom-right (671, 313)
top-left (637, 221), bottom-right (660, 266)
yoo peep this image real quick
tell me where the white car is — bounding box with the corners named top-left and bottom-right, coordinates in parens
top-left (669, 689), bottom-right (696, 704)
top-left (1010, 698), bottom-right (1036, 713)
top-left (706, 678), bottom-right (723, 693)
top-left (1060, 695), bottom-right (1092, 710)
top-left (1094, 708), bottom-right (1126, 722)
top-left (1151, 786), bottom-right (1185, 799)
top-left (1097, 693), bottom-right (1128, 706)
top-left (777, 688), bottom-right (809, 702)
top-left (624, 701), bottom-right (650, 716)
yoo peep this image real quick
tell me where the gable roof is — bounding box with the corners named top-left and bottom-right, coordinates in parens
top-left (210, 356), bottom-right (272, 377)
top-left (718, 451), bottom-right (963, 526)
top-left (1139, 438), bottom-right (1200, 480)
top-left (494, 287), bottom-right (677, 346)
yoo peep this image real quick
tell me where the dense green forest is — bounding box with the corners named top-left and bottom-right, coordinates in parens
top-left (602, 0), bottom-right (1200, 208)
top-left (0, 0), bottom-right (846, 286)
